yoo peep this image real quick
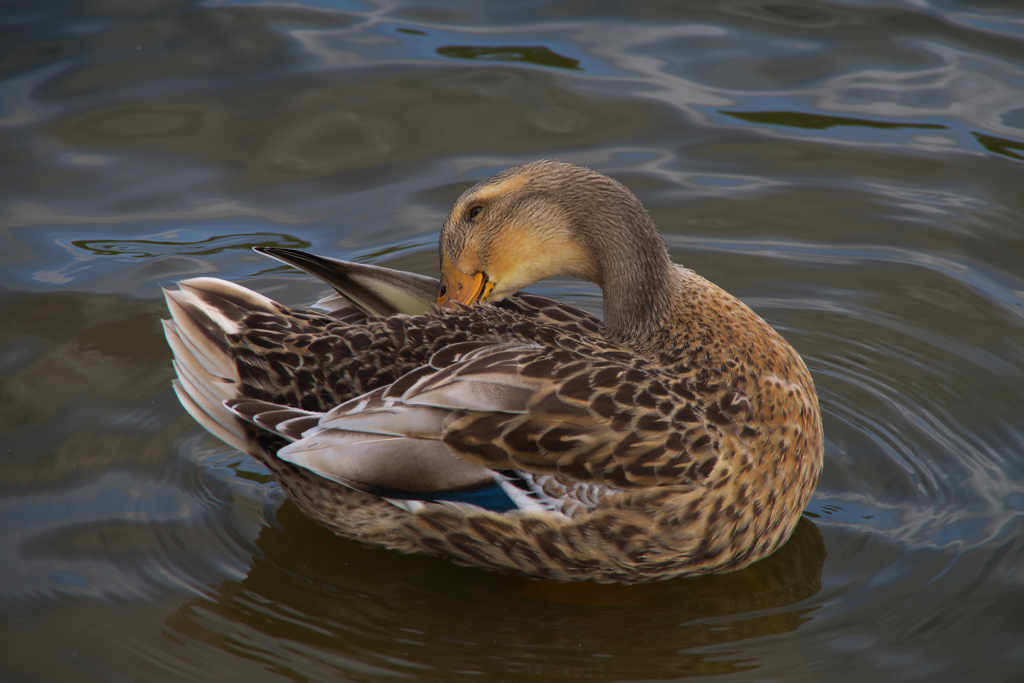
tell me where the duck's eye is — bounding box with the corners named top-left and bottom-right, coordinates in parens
top-left (468, 205), bottom-right (483, 220)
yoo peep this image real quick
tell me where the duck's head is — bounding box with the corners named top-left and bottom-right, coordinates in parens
top-left (436, 160), bottom-right (671, 316)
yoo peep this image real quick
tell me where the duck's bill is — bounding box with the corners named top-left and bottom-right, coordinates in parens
top-left (438, 257), bottom-right (493, 308)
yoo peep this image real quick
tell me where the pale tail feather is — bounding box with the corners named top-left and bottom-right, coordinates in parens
top-left (170, 380), bottom-right (248, 453)
top-left (163, 277), bottom-right (284, 453)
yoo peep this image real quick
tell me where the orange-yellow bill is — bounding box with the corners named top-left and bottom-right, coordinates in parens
top-left (438, 256), bottom-right (492, 308)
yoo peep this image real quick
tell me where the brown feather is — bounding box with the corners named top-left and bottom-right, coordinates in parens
top-left (162, 160), bottom-right (823, 583)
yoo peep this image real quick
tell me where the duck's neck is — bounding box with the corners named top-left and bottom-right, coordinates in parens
top-left (569, 199), bottom-right (680, 353)
top-left (600, 240), bottom-right (679, 353)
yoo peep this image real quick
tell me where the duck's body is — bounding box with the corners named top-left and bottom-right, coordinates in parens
top-left (164, 160), bottom-right (822, 583)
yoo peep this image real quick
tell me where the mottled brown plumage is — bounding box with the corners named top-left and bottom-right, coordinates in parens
top-left (163, 160), bottom-right (823, 583)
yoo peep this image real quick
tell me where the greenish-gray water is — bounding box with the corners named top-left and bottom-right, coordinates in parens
top-left (1, 1), bottom-right (1023, 681)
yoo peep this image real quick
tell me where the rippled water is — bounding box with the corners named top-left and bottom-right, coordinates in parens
top-left (2, 1), bottom-right (1023, 681)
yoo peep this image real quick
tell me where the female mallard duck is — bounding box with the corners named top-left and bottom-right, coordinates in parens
top-left (164, 160), bottom-right (822, 583)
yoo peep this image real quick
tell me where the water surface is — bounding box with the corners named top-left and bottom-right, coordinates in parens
top-left (2, 1), bottom-right (1024, 681)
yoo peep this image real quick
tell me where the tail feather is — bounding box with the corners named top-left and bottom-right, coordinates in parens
top-left (163, 277), bottom-right (285, 453)
top-left (163, 288), bottom-right (237, 381)
top-left (171, 380), bottom-right (249, 453)
top-left (177, 276), bottom-right (280, 322)
top-left (161, 317), bottom-right (228, 384)
top-left (162, 275), bottom-right (499, 505)
top-left (172, 357), bottom-right (236, 428)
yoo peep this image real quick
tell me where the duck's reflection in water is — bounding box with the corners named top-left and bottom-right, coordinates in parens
top-left (163, 509), bottom-right (824, 681)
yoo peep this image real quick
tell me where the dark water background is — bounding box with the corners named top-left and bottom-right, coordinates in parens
top-left (2, 1), bottom-right (1024, 681)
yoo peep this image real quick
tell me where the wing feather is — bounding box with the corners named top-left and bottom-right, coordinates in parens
top-left (167, 270), bottom-right (718, 502)
top-left (255, 247), bottom-right (438, 317)
top-left (279, 430), bottom-right (494, 494)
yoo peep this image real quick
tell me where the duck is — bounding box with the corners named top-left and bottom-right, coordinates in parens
top-left (163, 159), bottom-right (823, 583)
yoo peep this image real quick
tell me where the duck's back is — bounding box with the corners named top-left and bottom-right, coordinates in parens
top-left (164, 265), bottom-right (822, 582)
